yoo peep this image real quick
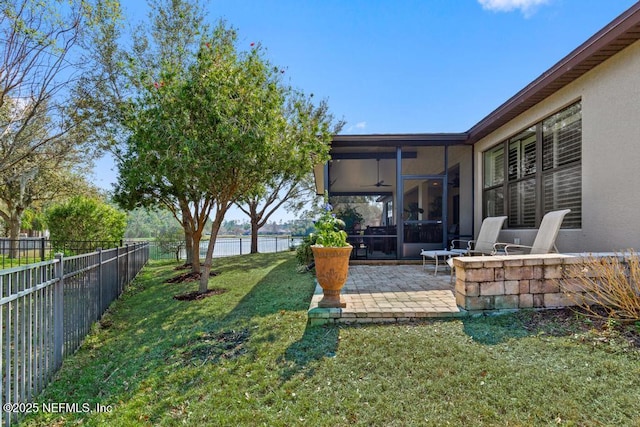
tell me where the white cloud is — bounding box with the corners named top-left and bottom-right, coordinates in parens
top-left (478, 0), bottom-right (551, 16)
top-left (347, 121), bottom-right (367, 133)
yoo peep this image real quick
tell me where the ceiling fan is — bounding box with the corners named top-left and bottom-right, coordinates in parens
top-left (362, 159), bottom-right (391, 187)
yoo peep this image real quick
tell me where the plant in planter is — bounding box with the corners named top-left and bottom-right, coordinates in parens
top-left (334, 205), bottom-right (364, 233)
top-left (311, 201), bottom-right (352, 308)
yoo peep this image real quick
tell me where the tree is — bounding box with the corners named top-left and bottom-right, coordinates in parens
top-left (0, 108), bottom-right (96, 256)
top-left (330, 196), bottom-right (384, 227)
top-left (110, 0), bottom-right (211, 269)
top-left (116, 13), bottom-right (334, 293)
top-left (0, 0), bottom-right (87, 172)
top-left (124, 207), bottom-right (185, 239)
top-left (117, 22), bottom-right (274, 288)
top-left (20, 208), bottom-right (45, 236)
top-left (236, 96), bottom-right (343, 253)
top-left (45, 196), bottom-right (126, 248)
top-left (221, 219), bottom-right (247, 236)
top-left (0, 0), bottom-right (114, 253)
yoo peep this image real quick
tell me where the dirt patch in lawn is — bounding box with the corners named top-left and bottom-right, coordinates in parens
top-left (186, 328), bottom-right (250, 364)
top-left (173, 288), bottom-right (227, 301)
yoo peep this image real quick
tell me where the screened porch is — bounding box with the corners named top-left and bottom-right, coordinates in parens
top-left (314, 134), bottom-right (474, 260)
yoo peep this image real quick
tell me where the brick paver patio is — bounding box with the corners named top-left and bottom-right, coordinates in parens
top-left (307, 264), bottom-right (463, 325)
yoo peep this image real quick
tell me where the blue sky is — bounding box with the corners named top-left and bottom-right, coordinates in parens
top-left (94, 0), bottom-right (638, 221)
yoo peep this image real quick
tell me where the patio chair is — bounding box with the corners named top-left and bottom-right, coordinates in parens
top-left (493, 209), bottom-right (571, 255)
top-left (450, 215), bottom-right (507, 256)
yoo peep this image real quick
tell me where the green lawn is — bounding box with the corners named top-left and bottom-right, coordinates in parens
top-left (24, 252), bottom-right (640, 426)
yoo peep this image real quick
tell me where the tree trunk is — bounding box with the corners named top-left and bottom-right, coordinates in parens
top-left (8, 213), bottom-right (22, 259)
top-left (191, 229), bottom-right (202, 274)
top-left (184, 228), bottom-right (193, 266)
top-left (199, 215), bottom-right (225, 294)
top-left (250, 218), bottom-right (259, 254)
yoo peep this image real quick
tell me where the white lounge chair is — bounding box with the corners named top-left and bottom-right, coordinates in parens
top-left (493, 209), bottom-right (571, 255)
top-left (445, 216), bottom-right (507, 282)
top-left (450, 216), bottom-right (508, 256)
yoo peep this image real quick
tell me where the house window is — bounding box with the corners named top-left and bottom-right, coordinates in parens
top-left (483, 145), bottom-right (504, 217)
top-left (507, 128), bottom-right (537, 227)
top-left (483, 102), bottom-right (581, 228)
top-left (542, 103), bottom-right (582, 228)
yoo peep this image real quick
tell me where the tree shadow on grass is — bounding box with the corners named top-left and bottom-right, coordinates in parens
top-left (210, 253), bottom-right (339, 381)
top-left (31, 254), bottom-right (325, 425)
top-left (278, 324), bottom-right (339, 382)
top-left (218, 254), bottom-right (313, 323)
top-left (213, 251), bottom-right (293, 275)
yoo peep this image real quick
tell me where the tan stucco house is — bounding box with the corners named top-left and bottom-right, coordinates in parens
top-left (315, 2), bottom-right (640, 260)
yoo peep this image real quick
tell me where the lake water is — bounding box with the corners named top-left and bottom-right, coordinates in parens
top-left (150, 236), bottom-right (302, 260)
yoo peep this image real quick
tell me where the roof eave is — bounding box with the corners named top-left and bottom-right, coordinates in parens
top-left (331, 133), bottom-right (469, 147)
top-left (467, 2), bottom-right (640, 144)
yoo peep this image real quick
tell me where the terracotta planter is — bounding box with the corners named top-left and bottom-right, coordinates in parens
top-left (311, 245), bottom-right (352, 308)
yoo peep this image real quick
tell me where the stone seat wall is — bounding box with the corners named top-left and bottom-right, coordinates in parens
top-left (453, 252), bottom-right (624, 313)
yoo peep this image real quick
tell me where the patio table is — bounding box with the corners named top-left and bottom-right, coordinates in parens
top-left (420, 249), bottom-right (459, 276)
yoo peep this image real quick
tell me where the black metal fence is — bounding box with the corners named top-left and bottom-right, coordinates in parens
top-left (0, 243), bottom-right (149, 426)
top-left (0, 238), bottom-right (124, 270)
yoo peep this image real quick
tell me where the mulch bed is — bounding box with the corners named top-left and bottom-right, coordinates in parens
top-left (173, 288), bottom-right (227, 301)
top-left (521, 307), bottom-right (640, 349)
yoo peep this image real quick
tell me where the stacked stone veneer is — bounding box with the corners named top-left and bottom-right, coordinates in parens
top-left (453, 253), bottom-right (602, 312)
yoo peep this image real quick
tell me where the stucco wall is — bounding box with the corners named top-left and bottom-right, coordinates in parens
top-left (473, 40), bottom-right (640, 253)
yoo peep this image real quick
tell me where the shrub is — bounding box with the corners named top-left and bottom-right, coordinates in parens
top-left (295, 235), bottom-right (316, 267)
top-left (560, 250), bottom-right (640, 321)
top-left (46, 196), bottom-right (127, 253)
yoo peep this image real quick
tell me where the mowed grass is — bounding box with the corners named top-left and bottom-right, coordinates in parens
top-left (24, 252), bottom-right (640, 426)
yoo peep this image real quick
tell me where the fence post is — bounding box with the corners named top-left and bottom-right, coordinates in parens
top-left (97, 248), bottom-right (103, 315)
top-left (125, 244), bottom-right (130, 286)
top-left (53, 253), bottom-right (64, 369)
top-left (116, 246), bottom-right (120, 295)
top-left (239, 238), bottom-right (242, 256)
top-left (40, 237), bottom-right (46, 261)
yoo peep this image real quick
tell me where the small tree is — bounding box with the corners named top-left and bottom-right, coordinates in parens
top-left (235, 96), bottom-right (343, 254)
top-left (117, 17), bottom-right (334, 293)
top-left (156, 228), bottom-right (185, 262)
top-left (45, 196), bottom-right (126, 252)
